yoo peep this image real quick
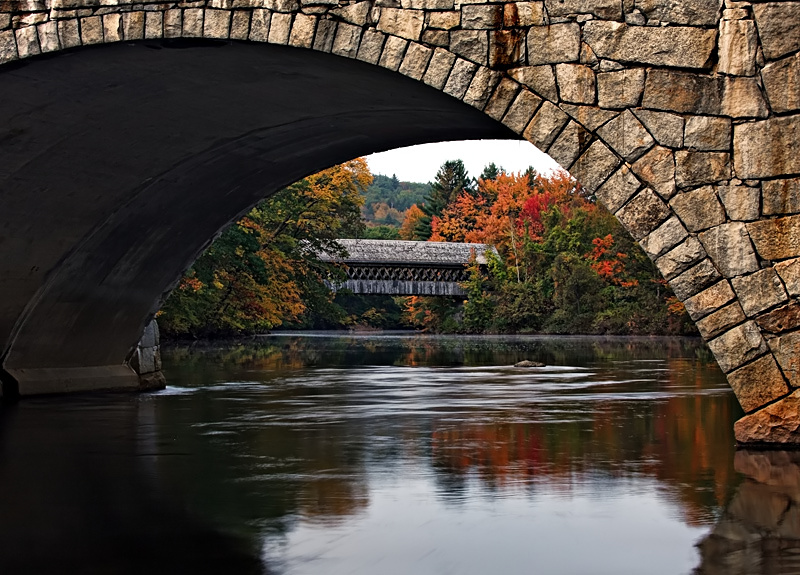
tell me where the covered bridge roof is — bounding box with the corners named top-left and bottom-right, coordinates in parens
top-left (318, 239), bottom-right (497, 266)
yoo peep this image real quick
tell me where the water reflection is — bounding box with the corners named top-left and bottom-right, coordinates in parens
top-left (0, 334), bottom-right (745, 573)
top-left (696, 450), bottom-right (800, 575)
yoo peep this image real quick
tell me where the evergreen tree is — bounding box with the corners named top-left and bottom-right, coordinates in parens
top-left (480, 162), bottom-right (501, 181)
top-left (414, 159), bottom-right (472, 240)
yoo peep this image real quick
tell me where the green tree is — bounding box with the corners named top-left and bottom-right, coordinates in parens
top-left (414, 160), bottom-right (472, 240)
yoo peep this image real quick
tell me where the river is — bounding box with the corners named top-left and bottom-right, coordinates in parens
top-left (1, 333), bottom-right (797, 574)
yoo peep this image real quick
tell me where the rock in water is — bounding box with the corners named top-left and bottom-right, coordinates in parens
top-left (514, 360), bottom-right (545, 368)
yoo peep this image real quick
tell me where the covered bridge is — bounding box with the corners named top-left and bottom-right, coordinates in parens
top-left (318, 239), bottom-right (497, 297)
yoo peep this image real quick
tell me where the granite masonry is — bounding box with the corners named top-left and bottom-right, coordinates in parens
top-left (0, 0), bottom-right (798, 443)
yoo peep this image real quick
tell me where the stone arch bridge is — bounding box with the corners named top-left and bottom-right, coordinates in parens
top-left (0, 0), bottom-right (799, 443)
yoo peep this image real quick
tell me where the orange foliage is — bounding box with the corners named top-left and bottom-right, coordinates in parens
top-left (399, 204), bottom-right (425, 240)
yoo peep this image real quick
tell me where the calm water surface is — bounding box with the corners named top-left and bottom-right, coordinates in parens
top-left (2, 333), bottom-right (798, 574)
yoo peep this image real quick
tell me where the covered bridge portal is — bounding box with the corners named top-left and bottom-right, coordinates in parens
top-left (319, 239), bottom-right (496, 296)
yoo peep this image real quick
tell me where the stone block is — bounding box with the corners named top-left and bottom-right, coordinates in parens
top-left (203, 9), bottom-right (230, 38)
top-left (717, 183), bottom-right (759, 221)
top-left (331, 1), bottom-right (371, 25)
top-left (597, 69), bottom-right (645, 109)
top-left (489, 30), bottom-right (525, 68)
top-left (461, 4), bottom-right (502, 29)
top-left (733, 268), bottom-right (789, 317)
top-left (463, 66), bottom-right (501, 109)
top-left (757, 301), bottom-right (800, 335)
top-left (508, 65), bottom-right (557, 102)
top-left (289, 13), bottom-right (315, 47)
top-left (656, 236), bottom-right (706, 281)
top-left (268, 12), bottom-right (292, 44)
top-left (422, 29), bottom-right (449, 47)
top-left (615, 187), bottom-right (671, 240)
top-left (526, 23), bottom-right (579, 66)
top-left (770, 331), bottom-right (800, 387)
top-left (632, 109), bottom-right (683, 149)
top-left (423, 47), bottom-right (457, 90)
top-left (752, 2), bottom-right (800, 61)
top-left (596, 165), bottom-right (641, 213)
top-left (642, 70), bottom-right (767, 118)
top-left (522, 100), bottom-right (568, 150)
top-left (708, 320), bottom-right (769, 373)
top-left (635, 0), bottom-right (722, 25)
top-left (734, 388), bottom-right (800, 444)
top-left (699, 222), bottom-right (759, 278)
top-left (569, 140), bottom-right (620, 194)
top-left (450, 29), bottom-right (488, 65)
top-left (596, 109), bottom-right (653, 161)
top-left (582, 21), bottom-right (716, 69)
top-left (734, 116), bottom-right (800, 180)
top-left (762, 53), bottom-right (800, 114)
top-left (675, 151), bottom-right (730, 189)
top-left (504, 2), bottom-right (545, 27)
top-left (182, 8), bottom-right (204, 37)
top-left (668, 258), bottom-right (720, 300)
top-left (59, 18), bottom-right (81, 47)
top-left (357, 29), bottom-right (386, 64)
top-left (144, 12), bottom-right (163, 40)
top-left (721, 77), bottom-right (770, 119)
top-left (555, 63), bottom-right (595, 105)
top-left (15, 25), bottom-right (40, 58)
top-left (547, 121), bottom-right (590, 170)
top-left (669, 186), bottom-right (725, 233)
top-left (37, 21), bottom-right (60, 52)
top-left (377, 7), bottom-right (423, 41)
top-left (560, 104), bottom-right (618, 131)
top-left (398, 42), bottom-right (431, 80)
top-left (442, 57), bottom-right (476, 98)
top-left (402, 0), bottom-right (453, 8)
top-left (631, 145), bottom-right (675, 200)
top-left (718, 19), bottom-right (757, 76)
top-left (728, 354), bottom-right (791, 413)
top-left (249, 9), bottom-right (271, 42)
top-left (483, 77), bottom-right (519, 120)
top-left (747, 216), bottom-right (800, 262)
top-left (684, 116), bottom-right (731, 152)
top-left (639, 215), bottom-right (688, 259)
top-left (696, 301), bottom-right (746, 339)
top-left (502, 89), bottom-right (542, 134)
top-left (776, 259), bottom-right (800, 297)
top-left (378, 34), bottom-right (407, 70)
top-left (428, 11), bottom-right (460, 30)
top-left (165, 10), bottom-right (183, 38)
top-left (544, 0), bottom-right (621, 20)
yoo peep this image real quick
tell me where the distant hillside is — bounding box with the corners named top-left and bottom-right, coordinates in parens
top-left (362, 174), bottom-right (430, 227)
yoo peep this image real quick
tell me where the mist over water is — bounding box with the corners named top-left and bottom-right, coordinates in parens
top-left (2, 334), bottom-right (778, 574)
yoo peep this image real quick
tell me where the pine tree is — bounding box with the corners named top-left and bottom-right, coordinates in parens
top-left (414, 159), bottom-right (472, 240)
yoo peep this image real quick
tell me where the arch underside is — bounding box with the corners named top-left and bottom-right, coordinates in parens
top-left (1, 1), bottom-right (800, 442)
top-left (0, 40), bottom-right (512, 392)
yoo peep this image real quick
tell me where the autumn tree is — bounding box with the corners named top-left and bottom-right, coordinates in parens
top-left (399, 204), bottom-right (425, 240)
top-left (158, 159), bottom-right (371, 337)
top-left (414, 160), bottom-right (472, 240)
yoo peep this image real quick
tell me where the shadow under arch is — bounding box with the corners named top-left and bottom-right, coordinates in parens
top-left (0, 38), bottom-right (514, 393)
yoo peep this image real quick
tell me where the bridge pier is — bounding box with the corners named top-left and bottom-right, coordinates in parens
top-left (0, 319), bottom-right (165, 399)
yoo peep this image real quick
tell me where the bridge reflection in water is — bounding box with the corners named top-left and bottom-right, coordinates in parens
top-left (696, 451), bottom-right (800, 575)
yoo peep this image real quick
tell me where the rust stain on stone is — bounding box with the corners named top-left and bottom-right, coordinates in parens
top-left (489, 29), bottom-right (524, 69)
top-left (756, 301), bottom-right (800, 334)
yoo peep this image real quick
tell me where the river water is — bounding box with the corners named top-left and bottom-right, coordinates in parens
top-left (2, 333), bottom-right (799, 574)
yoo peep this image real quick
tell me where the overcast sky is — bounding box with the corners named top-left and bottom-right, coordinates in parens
top-left (365, 139), bottom-right (562, 184)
